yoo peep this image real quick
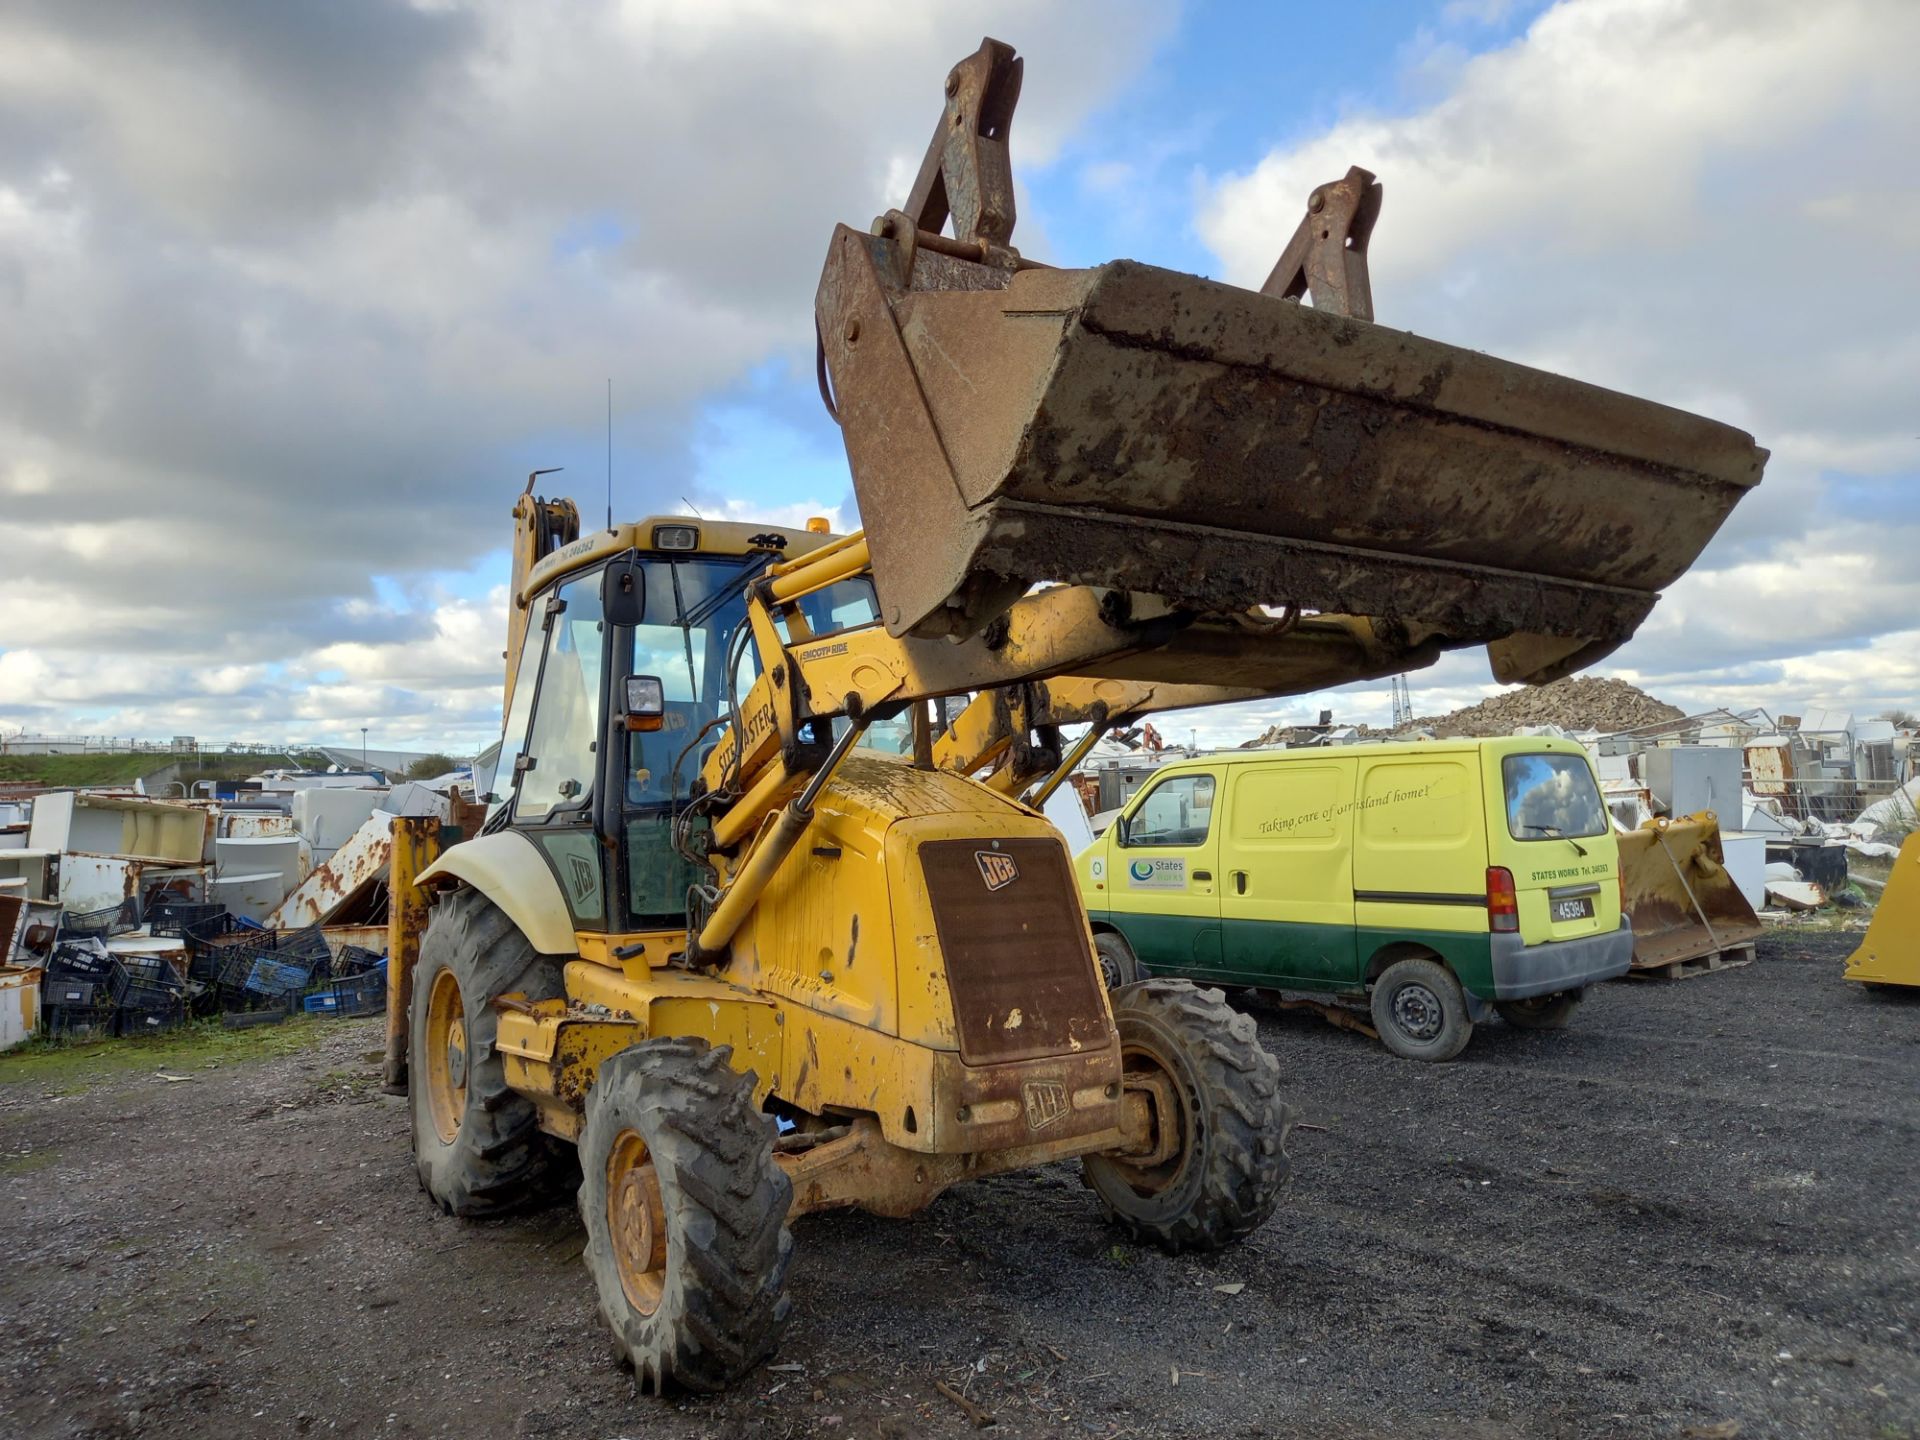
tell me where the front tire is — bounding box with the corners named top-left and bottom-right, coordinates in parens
top-left (1370, 956), bottom-right (1474, 1062)
top-left (1083, 980), bottom-right (1293, 1252)
top-left (578, 1039), bottom-right (794, 1394)
top-left (1496, 991), bottom-right (1581, 1030)
top-left (410, 889), bottom-right (566, 1215)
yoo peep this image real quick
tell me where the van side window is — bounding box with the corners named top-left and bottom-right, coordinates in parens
top-left (1123, 774), bottom-right (1215, 848)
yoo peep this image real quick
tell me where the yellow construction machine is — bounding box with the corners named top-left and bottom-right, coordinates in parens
top-left (381, 39), bottom-right (1767, 1391)
top-left (1615, 812), bottom-right (1764, 972)
top-left (1845, 830), bottom-right (1920, 989)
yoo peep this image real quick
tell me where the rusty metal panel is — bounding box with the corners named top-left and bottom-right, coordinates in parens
top-left (264, 812), bottom-right (393, 929)
top-left (1746, 743), bottom-right (1792, 797)
top-left (919, 837), bottom-right (1109, 1065)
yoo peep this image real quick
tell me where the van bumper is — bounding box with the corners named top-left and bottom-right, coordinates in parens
top-left (1487, 919), bottom-right (1633, 1000)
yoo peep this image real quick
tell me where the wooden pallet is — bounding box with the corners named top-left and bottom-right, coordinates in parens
top-left (1625, 941), bottom-right (1756, 981)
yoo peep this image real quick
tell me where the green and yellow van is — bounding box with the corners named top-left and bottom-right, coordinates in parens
top-left (1075, 736), bottom-right (1631, 1060)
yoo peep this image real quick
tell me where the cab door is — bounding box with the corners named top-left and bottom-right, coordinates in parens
top-left (1219, 761), bottom-right (1357, 988)
top-left (1109, 770), bottom-right (1223, 976)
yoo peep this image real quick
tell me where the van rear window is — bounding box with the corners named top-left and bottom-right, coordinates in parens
top-left (1501, 754), bottom-right (1608, 842)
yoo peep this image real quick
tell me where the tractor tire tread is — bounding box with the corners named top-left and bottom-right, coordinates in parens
top-left (1084, 980), bottom-right (1292, 1254)
top-left (579, 1038), bottom-right (793, 1394)
top-left (410, 888), bottom-right (566, 1216)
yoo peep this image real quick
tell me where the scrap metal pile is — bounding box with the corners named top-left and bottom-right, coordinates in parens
top-left (0, 769), bottom-right (478, 1049)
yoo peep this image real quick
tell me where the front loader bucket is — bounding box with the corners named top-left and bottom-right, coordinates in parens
top-left (817, 233), bottom-right (1766, 684)
top-left (1617, 813), bottom-right (1764, 970)
top-left (1845, 831), bottom-right (1920, 988)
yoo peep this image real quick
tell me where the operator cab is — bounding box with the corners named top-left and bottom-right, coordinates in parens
top-left (485, 517), bottom-right (878, 936)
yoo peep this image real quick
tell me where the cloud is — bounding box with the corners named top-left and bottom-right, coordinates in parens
top-left (1184, 0), bottom-right (1920, 741)
top-left (0, 1), bottom-right (1167, 745)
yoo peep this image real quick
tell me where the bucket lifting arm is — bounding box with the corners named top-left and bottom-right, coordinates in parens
top-left (1260, 165), bottom-right (1382, 321)
top-left (902, 38), bottom-right (1022, 250)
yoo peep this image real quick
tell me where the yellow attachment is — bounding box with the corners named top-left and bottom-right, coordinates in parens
top-left (1845, 831), bottom-right (1920, 988)
top-left (1616, 813), bottom-right (1763, 969)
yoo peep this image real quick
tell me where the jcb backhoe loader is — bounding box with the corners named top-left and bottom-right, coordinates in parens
top-left (382, 39), bottom-right (1766, 1392)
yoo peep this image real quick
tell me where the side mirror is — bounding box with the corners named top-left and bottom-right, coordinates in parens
top-left (603, 556), bottom-right (646, 626)
top-left (1114, 815), bottom-right (1131, 846)
top-left (624, 675), bottom-right (665, 732)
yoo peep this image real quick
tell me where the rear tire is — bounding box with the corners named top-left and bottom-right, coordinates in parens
top-left (1370, 957), bottom-right (1474, 1062)
top-left (409, 888), bottom-right (566, 1216)
top-left (1496, 991), bottom-right (1581, 1030)
top-left (1083, 980), bottom-right (1293, 1252)
top-left (1094, 931), bottom-right (1141, 990)
top-left (579, 1039), bottom-right (794, 1393)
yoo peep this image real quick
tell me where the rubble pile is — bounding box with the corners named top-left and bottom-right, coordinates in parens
top-left (1411, 677), bottom-right (1683, 737)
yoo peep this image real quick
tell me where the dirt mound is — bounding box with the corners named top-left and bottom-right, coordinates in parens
top-left (1411, 676), bottom-right (1683, 737)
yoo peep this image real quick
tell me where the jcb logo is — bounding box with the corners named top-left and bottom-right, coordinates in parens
top-left (1022, 1080), bottom-right (1069, 1131)
top-left (975, 850), bottom-right (1019, 891)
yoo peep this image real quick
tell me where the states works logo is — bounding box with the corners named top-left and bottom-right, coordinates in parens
top-left (1128, 859), bottom-right (1156, 883)
top-left (975, 850), bottom-right (1020, 891)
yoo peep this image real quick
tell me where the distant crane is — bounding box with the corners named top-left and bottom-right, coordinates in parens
top-left (1390, 674), bottom-right (1414, 729)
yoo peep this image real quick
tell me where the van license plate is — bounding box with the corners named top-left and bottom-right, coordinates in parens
top-left (1551, 897), bottom-right (1595, 922)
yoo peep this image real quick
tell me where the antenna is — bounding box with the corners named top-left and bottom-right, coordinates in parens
top-left (605, 378), bottom-right (613, 532)
top-left (680, 495), bottom-right (706, 519)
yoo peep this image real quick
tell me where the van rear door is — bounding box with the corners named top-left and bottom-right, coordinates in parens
top-left (1490, 748), bottom-right (1618, 944)
top-left (1219, 760), bottom-right (1357, 987)
top-left (1352, 753), bottom-right (1494, 993)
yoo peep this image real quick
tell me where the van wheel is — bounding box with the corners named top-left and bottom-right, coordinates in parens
top-left (1370, 957), bottom-right (1473, 1062)
top-left (1094, 932), bottom-right (1141, 990)
top-left (1496, 991), bottom-right (1580, 1030)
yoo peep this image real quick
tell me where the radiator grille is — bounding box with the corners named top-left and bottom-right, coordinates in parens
top-left (920, 837), bottom-right (1110, 1065)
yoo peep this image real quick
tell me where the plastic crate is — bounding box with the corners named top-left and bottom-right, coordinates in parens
top-left (44, 942), bottom-right (121, 988)
top-left (46, 1004), bottom-right (115, 1039)
top-left (276, 926), bottom-right (333, 969)
top-left (115, 991), bottom-right (186, 1036)
top-left (42, 976), bottom-right (107, 1009)
top-left (59, 903), bottom-right (135, 941)
top-left (187, 925), bottom-right (250, 984)
top-left (149, 901), bottom-right (226, 939)
top-left (303, 962), bottom-right (387, 1018)
top-left (329, 945), bottom-right (386, 978)
top-left (214, 945), bottom-right (324, 1013)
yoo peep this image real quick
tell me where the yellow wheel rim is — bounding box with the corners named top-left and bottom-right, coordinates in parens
top-left (607, 1129), bottom-right (667, 1316)
top-left (423, 969), bottom-right (468, 1145)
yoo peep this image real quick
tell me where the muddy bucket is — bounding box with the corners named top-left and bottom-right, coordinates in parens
top-left (1618, 814), bottom-right (1764, 970)
top-left (818, 228), bottom-right (1766, 683)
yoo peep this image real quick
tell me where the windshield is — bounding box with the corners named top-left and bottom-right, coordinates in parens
top-left (1501, 752), bottom-right (1608, 841)
top-left (622, 554), bottom-right (879, 809)
top-left (619, 551), bottom-right (879, 931)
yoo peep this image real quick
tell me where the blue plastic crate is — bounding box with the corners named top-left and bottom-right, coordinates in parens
top-left (302, 963), bottom-right (387, 1018)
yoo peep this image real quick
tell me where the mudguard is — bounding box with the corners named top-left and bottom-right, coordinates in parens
top-left (418, 829), bottom-right (576, 956)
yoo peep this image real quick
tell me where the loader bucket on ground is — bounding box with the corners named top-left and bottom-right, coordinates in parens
top-left (817, 235), bottom-right (1767, 684)
top-left (1617, 813), bottom-right (1764, 970)
top-left (1844, 831), bottom-right (1920, 988)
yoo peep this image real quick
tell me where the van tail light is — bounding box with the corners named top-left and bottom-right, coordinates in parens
top-left (1487, 867), bottom-right (1520, 934)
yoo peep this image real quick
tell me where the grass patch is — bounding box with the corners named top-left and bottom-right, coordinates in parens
top-left (0, 754), bottom-right (173, 787)
top-left (0, 1015), bottom-right (333, 1090)
top-left (0, 750), bottom-right (327, 790)
top-left (0, 1147), bottom-right (61, 1178)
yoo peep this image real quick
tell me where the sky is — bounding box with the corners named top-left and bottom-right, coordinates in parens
top-left (1, 0), bottom-right (1916, 754)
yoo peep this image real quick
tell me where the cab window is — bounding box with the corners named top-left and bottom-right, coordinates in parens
top-left (1502, 753), bottom-right (1608, 841)
top-left (1122, 773), bottom-right (1215, 847)
top-left (517, 573), bottom-right (606, 822)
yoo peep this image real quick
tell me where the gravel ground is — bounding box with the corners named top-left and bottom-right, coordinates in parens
top-left (0, 930), bottom-right (1914, 1439)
